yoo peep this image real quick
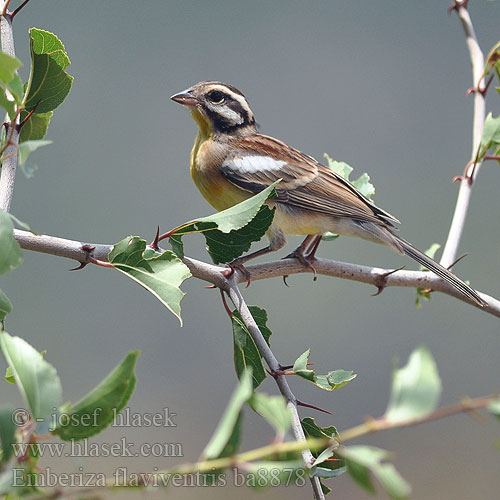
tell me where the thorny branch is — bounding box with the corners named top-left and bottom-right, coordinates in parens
top-left (440, 0), bottom-right (487, 267)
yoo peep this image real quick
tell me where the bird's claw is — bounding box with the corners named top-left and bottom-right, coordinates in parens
top-left (283, 249), bottom-right (317, 280)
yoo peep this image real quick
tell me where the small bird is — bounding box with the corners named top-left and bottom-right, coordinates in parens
top-left (171, 81), bottom-right (484, 306)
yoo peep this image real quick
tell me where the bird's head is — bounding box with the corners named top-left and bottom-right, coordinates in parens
top-left (171, 81), bottom-right (256, 136)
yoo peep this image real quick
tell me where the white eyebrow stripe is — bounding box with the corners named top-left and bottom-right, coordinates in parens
top-left (224, 156), bottom-right (287, 173)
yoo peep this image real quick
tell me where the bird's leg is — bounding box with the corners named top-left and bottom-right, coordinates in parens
top-left (282, 235), bottom-right (319, 278)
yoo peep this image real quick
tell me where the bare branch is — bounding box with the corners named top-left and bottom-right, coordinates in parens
top-left (440, 1), bottom-right (486, 267)
top-left (13, 229), bottom-right (500, 317)
top-left (0, 3), bottom-right (20, 212)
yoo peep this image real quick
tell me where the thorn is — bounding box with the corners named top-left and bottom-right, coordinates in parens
top-left (204, 284), bottom-right (217, 289)
top-left (419, 288), bottom-right (433, 295)
top-left (452, 175), bottom-right (464, 183)
top-left (296, 400), bottom-right (333, 415)
top-left (447, 253), bottom-right (468, 270)
top-left (69, 262), bottom-right (88, 271)
top-left (10, 0), bottom-right (32, 19)
top-left (266, 368), bottom-right (278, 380)
top-left (16, 101), bottom-right (40, 132)
top-left (220, 290), bottom-right (233, 318)
top-left (279, 362), bottom-right (314, 370)
top-left (449, 0), bottom-right (468, 14)
top-left (282, 275), bottom-right (290, 287)
top-left (372, 265), bottom-right (405, 296)
top-left (150, 226), bottom-right (160, 252)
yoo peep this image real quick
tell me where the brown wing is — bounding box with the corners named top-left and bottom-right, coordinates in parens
top-left (221, 134), bottom-right (400, 227)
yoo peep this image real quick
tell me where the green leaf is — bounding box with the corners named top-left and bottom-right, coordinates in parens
top-left (201, 368), bottom-right (253, 460)
top-left (324, 154), bottom-right (352, 178)
top-left (324, 153), bottom-right (375, 200)
top-left (232, 306), bottom-right (272, 389)
top-left (479, 112), bottom-right (500, 158)
top-left (0, 91), bottom-right (16, 120)
top-left (109, 236), bottom-right (191, 324)
top-left (0, 333), bottom-right (62, 434)
top-left (17, 139), bottom-right (52, 166)
top-left (352, 172), bottom-right (375, 199)
top-left (293, 349), bottom-right (356, 391)
top-left (24, 28), bottom-right (74, 113)
top-left (52, 351), bottom-right (139, 440)
top-left (302, 417), bottom-right (344, 478)
top-left (4, 366), bottom-right (15, 384)
top-left (488, 398), bottom-right (500, 420)
top-left (169, 182), bottom-right (278, 263)
top-left (0, 53), bottom-right (22, 87)
top-left (340, 446), bottom-right (411, 500)
top-left (384, 346), bottom-right (441, 423)
top-left (302, 417), bottom-right (338, 440)
top-left (0, 210), bottom-right (23, 275)
top-left (249, 392), bottom-right (291, 435)
top-left (0, 289), bottom-right (12, 321)
top-left (0, 408), bottom-right (16, 464)
top-left (19, 111), bottom-right (52, 143)
top-left (321, 232), bottom-right (339, 241)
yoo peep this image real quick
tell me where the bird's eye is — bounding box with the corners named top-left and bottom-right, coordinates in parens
top-left (207, 90), bottom-right (225, 104)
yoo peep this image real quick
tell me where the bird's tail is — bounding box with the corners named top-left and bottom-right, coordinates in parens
top-left (392, 234), bottom-right (485, 307)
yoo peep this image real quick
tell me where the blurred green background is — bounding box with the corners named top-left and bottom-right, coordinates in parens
top-left (2, 1), bottom-right (499, 499)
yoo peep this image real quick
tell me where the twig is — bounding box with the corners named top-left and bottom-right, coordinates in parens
top-left (0, 1), bottom-right (20, 212)
top-left (11, 0), bottom-right (31, 19)
top-left (339, 394), bottom-right (498, 442)
top-left (12, 229), bottom-right (500, 317)
top-left (226, 283), bottom-right (326, 500)
top-left (440, 0), bottom-right (486, 267)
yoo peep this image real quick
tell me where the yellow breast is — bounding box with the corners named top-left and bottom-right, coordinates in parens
top-left (190, 132), bottom-right (250, 212)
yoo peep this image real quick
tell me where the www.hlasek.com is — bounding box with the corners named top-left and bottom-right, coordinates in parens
top-left (12, 467), bottom-right (308, 488)
top-left (12, 438), bottom-right (183, 459)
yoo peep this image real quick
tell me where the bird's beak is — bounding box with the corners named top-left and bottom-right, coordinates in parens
top-left (170, 88), bottom-right (199, 107)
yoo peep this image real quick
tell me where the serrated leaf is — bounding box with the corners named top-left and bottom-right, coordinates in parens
top-left (0, 289), bottom-right (12, 321)
top-left (352, 172), bottom-right (375, 200)
top-left (0, 408), bottom-right (16, 464)
top-left (340, 445), bottom-right (411, 500)
top-left (302, 417), bottom-right (338, 440)
top-left (232, 306), bottom-right (272, 389)
top-left (0, 210), bottom-right (23, 275)
top-left (479, 112), bottom-right (500, 158)
top-left (19, 111), bottom-right (52, 143)
top-left (17, 139), bottom-right (52, 166)
top-left (384, 346), bottom-right (441, 423)
top-left (293, 349), bottom-right (356, 391)
top-left (201, 369), bottom-right (253, 460)
top-left (0, 333), bottom-right (62, 434)
top-left (24, 28), bottom-right (73, 113)
top-left (109, 236), bottom-right (191, 324)
top-left (52, 351), bottom-right (139, 440)
top-left (169, 182), bottom-right (278, 263)
top-left (249, 392), bottom-right (291, 435)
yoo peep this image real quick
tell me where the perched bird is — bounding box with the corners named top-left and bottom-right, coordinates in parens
top-left (171, 81), bottom-right (484, 306)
